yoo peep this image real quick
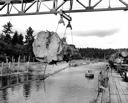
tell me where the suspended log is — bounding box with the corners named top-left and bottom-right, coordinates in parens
top-left (33, 31), bottom-right (63, 63)
top-left (33, 31), bottom-right (81, 63)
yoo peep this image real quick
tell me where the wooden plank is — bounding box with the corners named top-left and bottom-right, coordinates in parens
top-left (109, 75), bottom-right (120, 103)
top-left (109, 75), bottom-right (118, 95)
top-left (115, 80), bottom-right (127, 103)
top-left (102, 88), bottom-right (110, 103)
top-left (109, 71), bottom-right (122, 103)
top-left (111, 95), bottom-right (120, 103)
top-left (115, 78), bottom-right (128, 103)
top-left (109, 71), bottom-right (128, 103)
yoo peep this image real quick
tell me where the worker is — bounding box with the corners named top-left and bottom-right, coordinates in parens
top-left (108, 60), bottom-right (115, 70)
top-left (98, 71), bottom-right (104, 92)
top-left (105, 64), bottom-right (111, 76)
top-left (98, 70), bottom-right (109, 92)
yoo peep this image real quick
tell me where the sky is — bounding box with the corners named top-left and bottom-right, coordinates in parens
top-left (0, 0), bottom-right (128, 49)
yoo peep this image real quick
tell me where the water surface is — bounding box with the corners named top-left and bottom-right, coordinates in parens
top-left (0, 63), bottom-right (101, 103)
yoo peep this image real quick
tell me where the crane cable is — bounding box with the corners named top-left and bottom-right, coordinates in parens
top-left (69, 12), bottom-right (73, 44)
top-left (55, 4), bottom-right (65, 33)
top-left (109, 0), bottom-right (111, 8)
top-left (64, 21), bottom-right (73, 44)
top-left (64, 12), bottom-right (73, 44)
top-left (55, 23), bottom-right (59, 32)
top-left (55, 15), bottom-right (65, 32)
top-left (55, 2), bottom-right (73, 44)
top-left (71, 28), bottom-right (73, 44)
top-left (64, 0), bottom-right (74, 44)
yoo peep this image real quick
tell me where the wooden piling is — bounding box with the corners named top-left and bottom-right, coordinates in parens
top-left (23, 56), bottom-right (25, 62)
top-left (1, 62), bottom-right (4, 76)
top-left (18, 56), bottom-right (20, 69)
top-left (16, 74), bottom-right (19, 84)
top-left (28, 56), bottom-right (30, 62)
top-left (27, 61), bottom-right (29, 72)
top-left (0, 77), bottom-right (2, 88)
top-left (44, 63), bottom-right (47, 76)
top-left (6, 56), bottom-right (8, 63)
top-left (9, 62), bottom-right (11, 69)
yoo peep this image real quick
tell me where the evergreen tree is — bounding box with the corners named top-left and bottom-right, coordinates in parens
top-left (18, 33), bottom-right (24, 45)
top-left (12, 31), bottom-right (24, 45)
top-left (4, 34), bottom-right (12, 44)
top-left (12, 31), bottom-right (19, 45)
top-left (12, 32), bottom-right (24, 61)
top-left (2, 21), bottom-right (13, 35)
top-left (25, 27), bottom-right (34, 45)
top-left (25, 27), bottom-right (35, 61)
top-left (0, 33), bottom-right (5, 41)
top-left (2, 21), bottom-right (13, 44)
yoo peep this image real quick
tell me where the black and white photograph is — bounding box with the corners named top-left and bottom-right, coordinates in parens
top-left (0, 0), bottom-right (128, 103)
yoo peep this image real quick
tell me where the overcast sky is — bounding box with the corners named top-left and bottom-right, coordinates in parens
top-left (0, 1), bottom-right (128, 49)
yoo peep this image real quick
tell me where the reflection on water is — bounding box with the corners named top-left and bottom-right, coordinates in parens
top-left (35, 80), bottom-right (42, 91)
top-left (1, 76), bottom-right (9, 87)
top-left (1, 89), bottom-right (8, 103)
top-left (35, 80), bottom-right (46, 92)
top-left (23, 82), bottom-right (32, 98)
top-left (0, 65), bottom-right (98, 103)
top-left (0, 77), bottom-right (46, 103)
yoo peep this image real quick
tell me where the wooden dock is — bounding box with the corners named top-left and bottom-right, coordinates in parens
top-left (97, 69), bottom-right (128, 103)
top-left (109, 71), bottom-right (128, 103)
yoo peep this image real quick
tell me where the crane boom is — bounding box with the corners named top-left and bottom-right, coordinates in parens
top-left (0, 0), bottom-right (128, 17)
top-left (0, 0), bottom-right (52, 4)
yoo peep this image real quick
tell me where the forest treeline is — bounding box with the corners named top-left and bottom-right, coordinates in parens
top-left (0, 21), bottom-right (127, 62)
top-left (0, 21), bottom-right (35, 62)
top-left (78, 48), bottom-right (128, 59)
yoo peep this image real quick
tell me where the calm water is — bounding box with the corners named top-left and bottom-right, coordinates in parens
top-left (0, 64), bottom-right (100, 103)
